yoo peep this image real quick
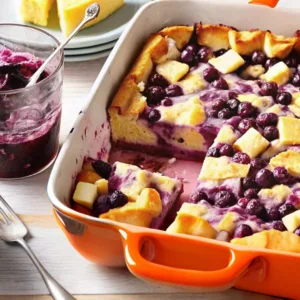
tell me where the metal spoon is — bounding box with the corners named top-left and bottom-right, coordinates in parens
top-left (26, 3), bottom-right (100, 87)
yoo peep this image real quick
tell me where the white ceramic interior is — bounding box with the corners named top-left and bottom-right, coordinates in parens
top-left (48, 0), bottom-right (300, 219)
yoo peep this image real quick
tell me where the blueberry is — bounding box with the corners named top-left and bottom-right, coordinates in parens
top-left (237, 102), bottom-right (256, 118)
top-left (244, 188), bottom-right (259, 199)
top-left (149, 73), bottom-right (169, 88)
top-left (276, 92), bottom-right (292, 105)
top-left (256, 113), bottom-right (278, 127)
top-left (237, 197), bottom-right (251, 209)
top-left (278, 203), bottom-right (296, 218)
top-left (245, 199), bottom-right (265, 217)
top-left (197, 46), bottom-right (213, 62)
top-left (234, 224), bottom-right (253, 238)
top-left (162, 98), bottom-right (173, 106)
top-left (292, 73), bottom-right (300, 86)
top-left (148, 109), bottom-right (161, 122)
top-left (92, 195), bottom-right (110, 216)
top-left (294, 227), bottom-right (300, 236)
top-left (212, 78), bottom-right (229, 90)
top-left (265, 58), bottom-right (280, 70)
top-left (232, 152), bottom-right (251, 164)
top-left (219, 144), bottom-right (234, 157)
top-left (297, 64), bottom-right (300, 75)
top-left (92, 159), bottom-right (112, 179)
top-left (273, 166), bottom-right (291, 184)
top-left (218, 108), bottom-right (233, 119)
top-left (263, 126), bottom-right (279, 141)
top-left (206, 147), bottom-right (220, 157)
top-left (267, 207), bottom-right (280, 221)
top-left (284, 56), bottom-right (298, 68)
top-left (238, 118), bottom-right (256, 134)
top-left (109, 190), bottom-right (128, 209)
top-left (250, 158), bottom-right (267, 170)
top-left (185, 44), bottom-right (198, 54)
top-left (227, 91), bottom-right (238, 99)
top-left (203, 67), bottom-right (219, 83)
top-left (227, 98), bottom-right (240, 111)
top-left (212, 98), bottom-right (226, 111)
top-left (165, 84), bottom-right (183, 97)
top-left (207, 109), bottom-right (219, 118)
top-left (181, 48), bottom-right (194, 64)
top-left (214, 49), bottom-right (227, 57)
top-left (242, 177), bottom-right (258, 190)
top-left (272, 221), bottom-right (287, 231)
top-left (251, 51), bottom-right (266, 65)
top-left (214, 190), bottom-right (236, 208)
top-left (145, 85), bottom-right (165, 104)
top-left (255, 169), bottom-right (275, 188)
top-left (190, 190), bottom-right (208, 204)
top-left (259, 82), bottom-right (278, 97)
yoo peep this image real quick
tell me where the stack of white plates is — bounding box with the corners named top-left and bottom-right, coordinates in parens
top-left (2, 0), bottom-right (150, 62)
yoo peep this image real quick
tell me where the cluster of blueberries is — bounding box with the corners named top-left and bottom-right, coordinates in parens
top-left (89, 159), bottom-right (129, 217)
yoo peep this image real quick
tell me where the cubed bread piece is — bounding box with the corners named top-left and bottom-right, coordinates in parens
top-left (228, 30), bottom-right (265, 55)
top-left (261, 139), bottom-right (288, 160)
top-left (233, 128), bottom-right (269, 158)
top-left (159, 26), bottom-right (194, 49)
top-left (215, 125), bottom-right (239, 145)
top-left (199, 156), bottom-right (250, 180)
top-left (156, 60), bottom-right (189, 84)
top-left (260, 61), bottom-right (291, 85)
top-left (158, 96), bottom-right (206, 126)
top-left (73, 182), bottom-right (98, 210)
top-left (263, 32), bottom-right (296, 59)
top-left (231, 230), bottom-right (300, 253)
top-left (278, 116), bottom-right (300, 145)
top-left (270, 151), bottom-right (300, 177)
top-left (283, 210), bottom-right (300, 232)
top-left (195, 23), bottom-right (231, 51)
top-left (208, 49), bottom-right (245, 74)
top-left (178, 202), bottom-right (209, 216)
top-left (258, 185), bottom-right (292, 209)
top-left (166, 213), bottom-right (217, 238)
top-left (100, 188), bottom-right (162, 227)
top-left (238, 94), bottom-right (273, 109)
top-left (142, 34), bottom-right (169, 64)
top-left (76, 170), bottom-right (101, 184)
top-left (128, 53), bottom-right (153, 84)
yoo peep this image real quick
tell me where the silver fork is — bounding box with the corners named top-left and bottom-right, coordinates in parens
top-left (0, 195), bottom-right (76, 300)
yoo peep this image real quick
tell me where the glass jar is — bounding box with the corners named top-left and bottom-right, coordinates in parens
top-left (0, 24), bottom-right (64, 179)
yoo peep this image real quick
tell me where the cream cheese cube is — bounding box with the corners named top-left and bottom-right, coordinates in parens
top-left (217, 212), bottom-right (239, 234)
top-left (95, 179), bottom-right (108, 195)
top-left (278, 116), bottom-right (300, 145)
top-left (233, 128), bottom-right (269, 158)
top-left (215, 125), bottom-right (238, 145)
top-left (73, 182), bottom-right (98, 209)
top-left (208, 49), bottom-right (245, 74)
top-left (260, 61), bottom-right (291, 85)
top-left (283, 210), bottom-right (300, 232)
top-left (156, 60), bottom-right (189, 83)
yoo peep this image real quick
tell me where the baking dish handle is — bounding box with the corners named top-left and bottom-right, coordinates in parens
top-left (122, 230), bottom-right (258, 290)
top-left (248, 0), bottom-right (279, 8)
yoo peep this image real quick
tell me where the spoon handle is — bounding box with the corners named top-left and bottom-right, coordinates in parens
top-left (27, 3), bottom-right (100, 87)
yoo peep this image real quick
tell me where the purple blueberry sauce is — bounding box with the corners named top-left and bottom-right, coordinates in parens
top-left (0, 47), bottom-right (62, 178)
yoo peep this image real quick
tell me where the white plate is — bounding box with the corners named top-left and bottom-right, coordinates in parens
top-left (64, 49), bottom-right (111, 62)
top-left (4, 0), bottom-right (150, 49)
top-left (64, 40), bottom-right (117, 56)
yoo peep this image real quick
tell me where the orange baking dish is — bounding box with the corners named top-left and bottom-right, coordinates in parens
top-left (48, 0), bottom-right (300, 298)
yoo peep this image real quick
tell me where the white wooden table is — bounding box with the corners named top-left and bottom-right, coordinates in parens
top-left (0, 60), bottom-right (283, 300)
